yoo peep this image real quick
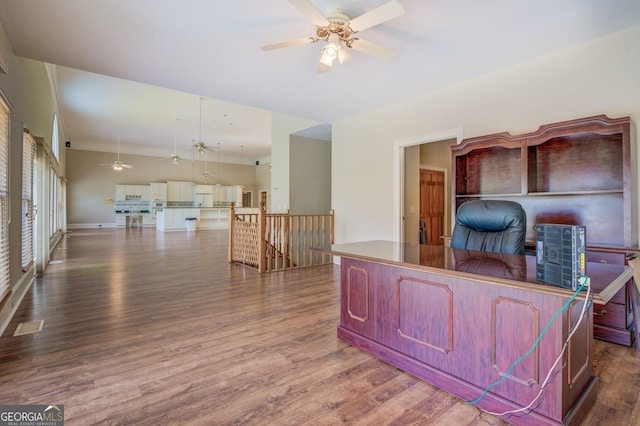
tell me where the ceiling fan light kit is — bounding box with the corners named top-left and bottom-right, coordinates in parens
top-left (262, 0), bottom-right (405, 73)
top-left (100, 136), bottom-right (133, 171)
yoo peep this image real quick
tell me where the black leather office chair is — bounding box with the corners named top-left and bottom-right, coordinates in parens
top-left (450, 200), bottom-right (526, 255)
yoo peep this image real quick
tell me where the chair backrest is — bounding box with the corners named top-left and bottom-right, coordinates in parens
top-left (450, 200), bottom-right (526, 254)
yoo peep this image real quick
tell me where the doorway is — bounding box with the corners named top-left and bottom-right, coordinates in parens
top-left (243, 191), bottom-right (252, 208)
top-left (393, 128), bottom-right (463, 243)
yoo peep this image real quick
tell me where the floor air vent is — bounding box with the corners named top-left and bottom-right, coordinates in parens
top-left (14, 320), bottom-right (44, 336)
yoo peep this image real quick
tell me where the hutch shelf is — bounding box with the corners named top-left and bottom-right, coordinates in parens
top-left (451, 115), bottom-right (637, 346)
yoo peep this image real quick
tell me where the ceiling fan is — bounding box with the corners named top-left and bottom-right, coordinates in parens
top-left (100, 136), bottom-right (132, 171)
top-left (192, 97), bottom-right (219, 156)
top-left (159, 118), bottom-right (190, 166)
top-left (261, 0), bottom-right (405, 73)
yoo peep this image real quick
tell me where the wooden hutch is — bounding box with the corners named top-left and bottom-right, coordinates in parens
top-left (451, 115), bottom-right (637, 345)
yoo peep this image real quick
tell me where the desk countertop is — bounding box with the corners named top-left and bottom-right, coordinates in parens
top-left (311, 240), bottom-right (633, 304)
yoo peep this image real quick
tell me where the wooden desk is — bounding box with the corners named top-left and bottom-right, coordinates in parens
top-left (311, 241), bottom-right (633, 426)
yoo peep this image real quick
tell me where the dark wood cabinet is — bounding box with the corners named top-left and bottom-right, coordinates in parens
top-left (452, 115), bottom-right (637, 345)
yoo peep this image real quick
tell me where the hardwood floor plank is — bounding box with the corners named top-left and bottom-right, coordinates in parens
top-left (0, 229), bottom-right (638, 425)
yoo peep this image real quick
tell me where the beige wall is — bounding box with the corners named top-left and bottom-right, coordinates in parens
top-left (403, 145), bottom-right (420, 243)
top-left (270, 112), bottom-right (321, 213)
top-left (289, 135), bottom-right (331, 214)
top-left (333, 24), bottom-right (640, 244)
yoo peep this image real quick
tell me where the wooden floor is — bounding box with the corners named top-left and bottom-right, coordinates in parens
top-left (0, 229), bottom-right (638, 425)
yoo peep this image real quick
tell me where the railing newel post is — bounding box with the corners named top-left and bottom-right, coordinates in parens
top-left (228, 202), bottom-right (235, 263)
top-left (258, 204), bottom-right (266, 273)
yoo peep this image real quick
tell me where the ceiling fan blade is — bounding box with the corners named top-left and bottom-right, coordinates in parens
top-left (348, 0), bottom-right (405, 32)
top-left (350, 38), bottom-right (396, 61)
top-left (289, 0), bottom-right (329, 27)
top-left (122, 164), bottom-right (133, 169)
top-left (261, 37), bottom-right (316, 51)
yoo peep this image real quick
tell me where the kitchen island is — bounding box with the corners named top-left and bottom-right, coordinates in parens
top-left (311, 241), bottom-right (633, 426)
top-left (155, 206), bottom-right (231, 231)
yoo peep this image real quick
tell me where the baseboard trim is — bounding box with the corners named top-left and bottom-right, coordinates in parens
top-left (67, 223), bottom-right (118, 229)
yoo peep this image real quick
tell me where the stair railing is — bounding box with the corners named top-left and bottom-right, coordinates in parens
top-left (229, 204), bottom-right (334, 272)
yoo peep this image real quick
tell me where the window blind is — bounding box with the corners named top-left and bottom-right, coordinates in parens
top-left (22, 130), bottom-right (35, 270)
top-left (0, 93), bottom-right (10, 300)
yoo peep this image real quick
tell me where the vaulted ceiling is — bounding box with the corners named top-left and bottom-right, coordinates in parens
top-left (1, 0), bottom-right (639, 163)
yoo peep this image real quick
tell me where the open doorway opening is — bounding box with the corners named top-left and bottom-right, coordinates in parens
top-left (393, 128), bottom-right (463, 243)
top-left (243, 191), bottom-right (252, 208)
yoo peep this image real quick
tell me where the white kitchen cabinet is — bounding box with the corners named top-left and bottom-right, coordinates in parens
top-left (156, 208), bottom-right (200, 230)
top-left (141, 185), bottom-right (151, 201)
top-left (196, 194), bottom-right (213, 208)
top-left (167, 181), bottom-right (195, 203)
top-left (196, 184), bottom-right (214, 195)
top-left (126, 185), bottom-right (143, 198)
top-left (205, 185), bottom-right (242, 205)
top-left (116, 184), bottom-right (151, 201)
top-left (226, 185), bottom-right (243, 206)
top-left (151, 182), bottom-right (168, 201)
top-left (212, 185), bottom-right (223, 202)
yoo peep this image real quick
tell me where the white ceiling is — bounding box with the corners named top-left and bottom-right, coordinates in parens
top-left (1, 0), bottom-right (639, 164)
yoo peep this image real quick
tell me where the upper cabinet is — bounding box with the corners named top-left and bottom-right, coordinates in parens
top-left (116, 184), bottom-right (151, 201)
top-left (167, 181), bottom-right (195, 203)
top-left (452, 115), bottom-right (636, 248)
top-left (195, 184), bottom-right (214, 195)
top-left (150, 182), bottom-right (168, 201)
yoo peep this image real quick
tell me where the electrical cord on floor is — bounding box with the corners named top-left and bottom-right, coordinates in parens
top-left (466, 275), bottom-right (591, 414)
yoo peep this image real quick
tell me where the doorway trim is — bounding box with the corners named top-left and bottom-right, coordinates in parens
top-left (393, 127), bottom-right (464, 242)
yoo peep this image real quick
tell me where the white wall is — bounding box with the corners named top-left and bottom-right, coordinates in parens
top-left (333, 25), bottom-right (640, 244)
